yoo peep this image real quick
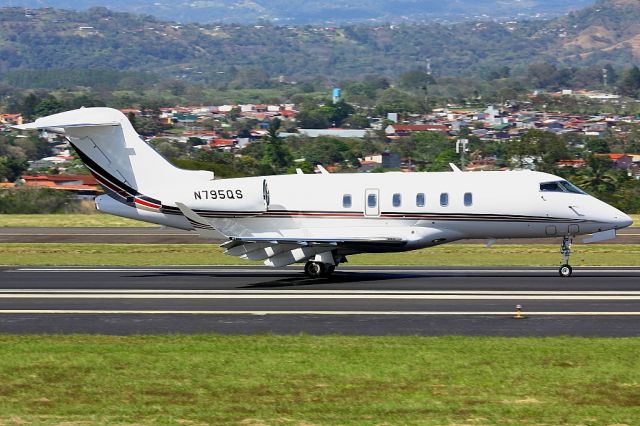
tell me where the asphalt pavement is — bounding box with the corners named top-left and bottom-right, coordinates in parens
top-left (1, 266), bottom-right (640, 336)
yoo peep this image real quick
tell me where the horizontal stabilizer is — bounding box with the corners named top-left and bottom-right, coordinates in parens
top-left (13, 109), bottom-right (120, 131)
top-left (175, 202), bottom-right (224, 239)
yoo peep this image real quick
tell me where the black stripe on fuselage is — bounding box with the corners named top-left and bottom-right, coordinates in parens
top-left (160, 207), bottom-right (588, 223)
top-left (68, 140), bottom-right (139, 199)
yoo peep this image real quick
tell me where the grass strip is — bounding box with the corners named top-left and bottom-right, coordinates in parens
top-left (0, 335), bottom-right (639, 425)
top-left (1, 243), bottom-right (640, 266)
top-left (0, 214), bottom-right (156, 228)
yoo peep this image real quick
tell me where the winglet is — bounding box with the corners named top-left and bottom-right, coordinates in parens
top-left (174, 202), bottom-right (222, 238)
top-left (317, 165), bottom-right (330, 174)
top-left (449, 163), bottom-right (462, 173)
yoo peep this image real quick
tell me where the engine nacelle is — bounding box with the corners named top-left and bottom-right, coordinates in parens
top-left (95, 195), bottom-right (192, 229)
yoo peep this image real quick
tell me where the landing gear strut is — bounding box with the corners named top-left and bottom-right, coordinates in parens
top-left (304, 261), bottom-right (335, 278)
top-left (559, 236), bottom-right (573, 278)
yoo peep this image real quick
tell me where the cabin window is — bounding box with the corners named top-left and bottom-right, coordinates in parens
top-left (464, 192), bottom-right (473, 206)
top-left (392, 193), bottom-right (402, 207)
top-left (440, 193), bottom-right (449, 207)
top-left (367, 193), bottom-right (377, 208)
top-left (342, 194), bottom-right (352, 208)
top-left (416, 193), bottom-right (425, 207)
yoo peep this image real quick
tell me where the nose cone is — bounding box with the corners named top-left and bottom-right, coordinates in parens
top-left (614, 212), bottom-right (633, 229)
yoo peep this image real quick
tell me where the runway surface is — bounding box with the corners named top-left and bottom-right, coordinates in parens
top-left (1, 266), bottom-right (640, 336)
top-left (1, 227), bottom-right (639, 244)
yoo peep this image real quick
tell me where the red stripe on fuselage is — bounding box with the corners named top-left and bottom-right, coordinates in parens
top-left (134, 198), bottom-right (161, 209)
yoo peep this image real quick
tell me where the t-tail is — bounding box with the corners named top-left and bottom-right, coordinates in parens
top-left (15, 107), bottom-right (213, 229)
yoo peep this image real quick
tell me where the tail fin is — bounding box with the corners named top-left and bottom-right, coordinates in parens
top-left (16, 107), bottom-right (212, 200)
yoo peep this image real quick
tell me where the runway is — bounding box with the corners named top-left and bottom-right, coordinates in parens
top-left (2, 266), bottom-right (640, 336)
top-left (1, 227), bottom-right (639, 244)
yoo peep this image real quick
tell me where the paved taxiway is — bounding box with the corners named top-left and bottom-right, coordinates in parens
top-left (1, 266), bottom-right (640, 336)
top-left (1, 227), bottom-right (639, 244)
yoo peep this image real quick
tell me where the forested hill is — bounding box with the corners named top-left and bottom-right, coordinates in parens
top-left (1, 0), bottom-right (596, 25)
top-left (0, 0), bottom-right (639, 86)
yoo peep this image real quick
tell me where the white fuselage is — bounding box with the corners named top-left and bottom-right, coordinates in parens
top-left (98, 169), bottom-right (632, 255)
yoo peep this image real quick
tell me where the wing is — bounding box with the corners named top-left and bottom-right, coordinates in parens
top-left (174, 202), bottom-right (444, 267)
top-left (221, 237), bottom-right (407, 267)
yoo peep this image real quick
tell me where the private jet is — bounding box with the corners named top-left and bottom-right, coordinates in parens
top-left (15, 107), bottom-right (633, 277)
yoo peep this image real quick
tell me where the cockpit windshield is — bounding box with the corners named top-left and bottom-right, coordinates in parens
top-left (540, 180), bottom-right (586, 195)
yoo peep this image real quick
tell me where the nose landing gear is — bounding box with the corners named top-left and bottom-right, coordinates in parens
top-left (559, 236), bottom-right (573, 277)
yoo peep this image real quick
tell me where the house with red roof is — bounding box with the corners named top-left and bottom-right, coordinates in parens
top-left (18, 175), bottom-right (101, 199)
top-left (0, 113), bottom-right (23, 126)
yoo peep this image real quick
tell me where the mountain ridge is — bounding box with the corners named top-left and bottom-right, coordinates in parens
top-left (0, 0), bottom-right (638, 85)
top-left (0, 0), bottom-right (596, 25)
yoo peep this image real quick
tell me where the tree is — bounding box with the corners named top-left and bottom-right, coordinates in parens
top-left (617, 66), bottom-right (640, 97)
top-left (585, 138), bottom-right (610, 154)
top-left (0, 156), bottom-right (28, 182)
top-left (20, 93), bottom-right (39, 121)
top-left (527, 63), bottom-right (571, 90)
top-left (0, 187), bottom-right (73, 213)
top-left (374, 88), bottom-right (424, 115)
top-left (343, 114), bottom-right (370, 129)
top-left (231, 119), bottom-right (258, 138)
top-left (13, 135), bottom-right (51, 161)
top-left (486, 66), bottom-right (511, 81)
top-left (133, 117), bottom-right (168, 136)
top-left (424, 148), bottom-right (458, 172)
top-left (261, 118), bottom-right (292, 171)
top-left (572, 155), bottom-right (623, 195)
top-left (296, 110), bottom-right (331, 129)
top-left (34, 96), bottom-right (65, 118)
top-left (508, 129), bottom-right (568, 172)
top-left (330, 100), bottom-right (355, 127)
top-left (399, 70), bottom-right (436, 90)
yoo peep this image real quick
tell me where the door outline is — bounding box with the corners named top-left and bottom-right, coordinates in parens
top-left (365, 188), bottom-right (380, 217)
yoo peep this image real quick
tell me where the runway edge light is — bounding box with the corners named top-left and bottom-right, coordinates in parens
top-left (514, 304), bottom-right (525, 320)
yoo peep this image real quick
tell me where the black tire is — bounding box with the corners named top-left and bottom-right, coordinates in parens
top-left (304, 261), bottom-right (325, 278)
top-left (559, 264), bottom-right (573, 278)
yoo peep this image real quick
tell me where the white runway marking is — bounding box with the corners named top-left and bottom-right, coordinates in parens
top-left (1, 289), bottom-right (640, 295)
top-left (0, 310), bottom-right (640, 316)
top-left (1, 290), bottom-right (640, 300)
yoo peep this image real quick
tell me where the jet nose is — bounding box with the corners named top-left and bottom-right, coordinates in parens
top-left (614, 212), bottom-right (633, 229)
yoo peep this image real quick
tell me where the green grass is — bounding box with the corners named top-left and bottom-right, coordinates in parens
top-left (1, 243), bottom-right (639, 266)
top-left (631, 214), bottom-right (640, 227)
top-left (0, 335), bottom-right (639, 425)
top-left (0, 214), bottom-right (156, 228)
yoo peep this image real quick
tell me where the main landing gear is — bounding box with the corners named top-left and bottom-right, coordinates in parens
top-left (304, 261), bottom-right (336, 278)
top-left (559, 236), bottom-right (573, 278)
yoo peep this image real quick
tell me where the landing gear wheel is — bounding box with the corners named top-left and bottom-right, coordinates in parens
top-left (304, 261), bottom-right (336, 278)
top-left (559, 264), bottom-right (573, 278)
top-left (558, 236), bottom-right (574, 278)
top-left (304, 261), bottom-right (325, 278)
